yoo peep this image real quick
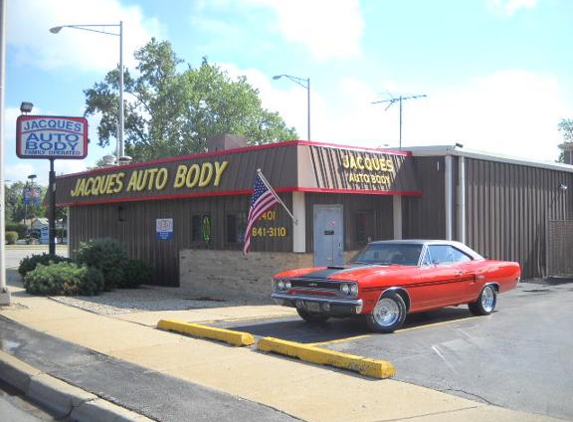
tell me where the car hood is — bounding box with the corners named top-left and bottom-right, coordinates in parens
top-left (275, 264), bottom-right (416, 282)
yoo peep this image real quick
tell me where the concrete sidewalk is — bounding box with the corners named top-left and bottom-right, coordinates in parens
top-left (0, 283), bottom-right (563, 422)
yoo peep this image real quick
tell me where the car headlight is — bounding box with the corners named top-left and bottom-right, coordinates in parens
top-left (274, 279), bottom-right (291, 291)
top-left (340, 282), bottom-right (358, 297)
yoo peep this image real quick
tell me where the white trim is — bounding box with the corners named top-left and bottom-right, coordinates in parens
top-left (407, 145), bottom-right (573, 173)
top-left (457, 156), bottom-right (466, 244)
top-left (292, 192), bottom-right (306, 253)
top-left (445, 155), bottom-right (453, 240)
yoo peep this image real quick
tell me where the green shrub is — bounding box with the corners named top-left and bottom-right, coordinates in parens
top-left (76, 238), bottom-right (128, 290)
top-left (5, 231), bottom-right (18, 244)
top-left (6, 223), bottom-right (27, 239)
top-left (24, 262), bottom-right (104, 296)
top-left (18, 253), bottom-right (72, 277)
top-left (120, 259), bottom-right (153, 288)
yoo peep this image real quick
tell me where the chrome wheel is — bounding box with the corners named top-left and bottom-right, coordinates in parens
top-left (481, 285), bottom-right (495, 312)
top-left (373, 298), bottom-right (400, 327)
top-left (469, 285), bottom-right (497, 316)
top-left (366, 291), bottom-right (407, 333)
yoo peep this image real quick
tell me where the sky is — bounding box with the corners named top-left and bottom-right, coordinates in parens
top-left (4, 0), bottom-right (573, 185)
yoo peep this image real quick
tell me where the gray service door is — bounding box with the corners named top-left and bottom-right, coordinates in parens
top-left (313, 204), bottom-right (344, 266)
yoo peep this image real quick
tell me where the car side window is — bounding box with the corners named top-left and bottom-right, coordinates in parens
top-left (428, 245), bottom-right (472, 265)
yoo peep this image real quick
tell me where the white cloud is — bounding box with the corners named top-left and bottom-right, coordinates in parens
top-left (264, 0), bottom-right (364, 60)
top-left (197, 0), bottom-right (364, 61)
top-left (215, 65), bottom-right (569, 163)
top-left (8, 0), bottom-right (164, 72)
top-left (487, 0), bottom-right (538, 17)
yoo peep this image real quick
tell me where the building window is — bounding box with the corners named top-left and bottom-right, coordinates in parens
top-left (192, 214), bottom-right (211, 243)
top-left (355, 212), bottom-right (375, 243)
top-left (226, 212), bottom-right (247, 244)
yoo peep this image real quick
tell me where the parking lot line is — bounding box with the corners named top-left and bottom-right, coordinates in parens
top-left (311, 334), bottom-right (373, 346)
top-left (398, 315), bottom-right (479, 333)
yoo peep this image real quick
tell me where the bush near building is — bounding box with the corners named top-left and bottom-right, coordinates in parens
top-left (121, 259), bottom-right (153, 288)
top-left (19, 238), bottom-right (151, 296)
top-left (6, 223), bottom-right (27, 239)
top-left (76, 238), bottom-right (128, 290)
top-left (5, 231), bottom-right (18, 244)
top-left (18, 253), bottom-right (72, 277)
top-left (24, 262), bottom-right (104, 296)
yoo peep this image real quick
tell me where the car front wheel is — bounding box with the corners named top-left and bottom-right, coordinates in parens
top-left (468, 285), bottom-right (497, 315)
top-left (366, 292), bottom-right (407, 333)
top-left (297, 308), bottom-right (330, 323)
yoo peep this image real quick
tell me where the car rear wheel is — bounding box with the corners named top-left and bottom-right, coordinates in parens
top-left (297, 308), bottom-right (330, 323)
top-left (468, 285), bottom-right (497, 315)
top-left (366, 292), bottom-right (407, 333)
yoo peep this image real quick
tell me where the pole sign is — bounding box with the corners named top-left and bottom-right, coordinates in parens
top-left (16, 115), bottom-right (88, 159)
top-left (23, 186), bottom-right (42, 205)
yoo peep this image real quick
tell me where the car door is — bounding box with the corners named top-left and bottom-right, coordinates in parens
top-left (415, 245), bottom-right (475, 310)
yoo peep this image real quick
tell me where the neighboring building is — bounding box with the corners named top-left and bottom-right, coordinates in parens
top-left (54, 138), bottom-right (573, 301)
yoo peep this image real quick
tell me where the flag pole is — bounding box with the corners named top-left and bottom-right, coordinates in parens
top-left (256, 169), bottom-right (298, 225)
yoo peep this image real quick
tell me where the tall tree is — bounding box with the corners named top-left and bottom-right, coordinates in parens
top-left (557, 118), bottom-right (573, 163)
top-left (84, 39), bottom-right (297, 162)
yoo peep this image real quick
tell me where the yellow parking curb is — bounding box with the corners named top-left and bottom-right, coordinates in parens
top-left (157, 319), bottom-right (255, 347)
top-left (257, 337), bottom-right (395, 379)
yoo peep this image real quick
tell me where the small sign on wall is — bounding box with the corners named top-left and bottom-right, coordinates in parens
top-left (156, 218), bottom-right (174, 240)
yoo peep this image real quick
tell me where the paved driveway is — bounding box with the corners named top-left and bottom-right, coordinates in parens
top-left (214, 283), bottom-right (573, 421)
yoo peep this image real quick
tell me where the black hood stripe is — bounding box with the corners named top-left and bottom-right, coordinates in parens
top-left (303, 265), bottom-right (364, 280)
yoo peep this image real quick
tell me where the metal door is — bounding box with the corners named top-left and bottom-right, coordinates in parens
top-left (313, 205), bottom-right (344, 266)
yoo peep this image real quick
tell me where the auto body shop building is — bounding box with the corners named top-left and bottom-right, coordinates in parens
top-left (55, 138), bottom-right (573, 301)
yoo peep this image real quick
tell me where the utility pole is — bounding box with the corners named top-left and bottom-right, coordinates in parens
top-left (373, 94), bottom-right (427, 150)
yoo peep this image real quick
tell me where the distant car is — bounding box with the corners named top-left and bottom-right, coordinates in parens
top-left (272, 240), bottom-right (521, 333)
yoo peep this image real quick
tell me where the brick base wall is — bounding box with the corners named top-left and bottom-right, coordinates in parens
top-left (179, 250), bottom-right (358, 303)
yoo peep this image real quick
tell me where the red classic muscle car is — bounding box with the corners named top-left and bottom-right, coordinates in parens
top-left (272, 240), bottom-right (521, 333)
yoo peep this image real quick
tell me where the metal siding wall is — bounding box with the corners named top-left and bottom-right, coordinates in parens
top-left (464, 158), bottom-right (573, 279)
top-left (403, 157), bottom-right (446, 239)
top-left (304, 193), bottom-right (393, 252)
top-left (69, 193), bottom-right (294, 287)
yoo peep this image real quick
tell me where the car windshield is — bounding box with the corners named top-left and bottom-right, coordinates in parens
top-left (351, 243), bottom-right (423, 266)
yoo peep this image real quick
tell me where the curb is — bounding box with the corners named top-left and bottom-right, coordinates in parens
top-left (0, 350), bottom-right (153, 422)
top-left (258, 337), bottom-right (396, 379)
top-left (157, 318), bottom-right (255, 346)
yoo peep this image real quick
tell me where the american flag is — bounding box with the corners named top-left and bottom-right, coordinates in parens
top-left (243, 172), bottom-right (280, 254)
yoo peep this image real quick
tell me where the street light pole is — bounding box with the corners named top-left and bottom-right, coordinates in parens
top-left (273, 74), bottom-right (311, 141)
top-left (50, 22), bottom-right (125, 161)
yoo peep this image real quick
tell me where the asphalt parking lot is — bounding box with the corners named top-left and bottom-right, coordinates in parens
top-left (212, 282), bottom-right (573, 421)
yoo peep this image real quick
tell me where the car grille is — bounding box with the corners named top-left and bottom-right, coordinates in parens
top-left (290, 279), bottom-right (340, 295)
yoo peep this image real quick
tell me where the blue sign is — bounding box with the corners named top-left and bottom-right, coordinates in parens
top-left (40, 226), bottom-right (49, 245)
top-left (23, 187), bottom-right (42, 205)
top-left (156, 218), bottom-right (174, 240)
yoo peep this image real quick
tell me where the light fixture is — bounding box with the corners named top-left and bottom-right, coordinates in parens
top-left (20, 102), bottom-right (33, 114)
top-left (50, 22), bottom-right (124, 161)
top-left (558, 183), bottom-right (568, 191)
top-left (273, 73), bottom-right (311, 140)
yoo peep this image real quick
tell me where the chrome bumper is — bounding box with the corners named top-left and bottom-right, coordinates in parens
top-left (271, 292), bottom-right (363, 315)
